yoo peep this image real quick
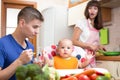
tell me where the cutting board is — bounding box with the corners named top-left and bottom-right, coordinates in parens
top-left (99, 28), bottom-right (109, 45)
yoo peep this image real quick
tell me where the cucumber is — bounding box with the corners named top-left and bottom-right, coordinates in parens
top-left (97, 50), bottom-right (120, 56)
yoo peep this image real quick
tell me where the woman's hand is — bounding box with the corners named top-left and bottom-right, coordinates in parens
top-left (86, 43), bottom-right (106, 52)
top-left (98, 45), bottom-right (106, 51)
top-left (86, 44), bottom-right (99, 52)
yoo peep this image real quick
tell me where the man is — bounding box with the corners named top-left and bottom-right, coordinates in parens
top-left (0, 6), bottom-right (44, 80)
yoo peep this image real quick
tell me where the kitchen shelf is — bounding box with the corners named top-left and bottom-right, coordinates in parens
top-left (100, 0), bottom-right (120, 8)
top-left (96, 55), bottom-right (120, 61)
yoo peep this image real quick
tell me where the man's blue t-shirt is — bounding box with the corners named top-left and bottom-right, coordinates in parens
top-left (0, 34), bottom-right (34, 80)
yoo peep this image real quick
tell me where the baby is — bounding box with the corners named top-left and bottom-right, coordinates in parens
top-left (42, 39), bottom-right (94, 69)
top-left (42, 39), bottom-right (78, 69)
top-left (54, 39), bottom-right (78, 69)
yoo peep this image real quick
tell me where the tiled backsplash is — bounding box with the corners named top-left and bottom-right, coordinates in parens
top-left (104, 7), bottom-right (120, 51)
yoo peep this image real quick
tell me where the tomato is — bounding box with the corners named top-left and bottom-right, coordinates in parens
top-left (96, 76), bottom-right (109, 80)
top-left (89, 73), bottom-right (98, 80)
top-left (64, 74), bottom-right (71, 78)
top-left (78, 74), bottom-right (90, 80)
top-left (60, 75), bottom-right (71, 80)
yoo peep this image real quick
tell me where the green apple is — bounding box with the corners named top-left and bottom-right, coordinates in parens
top-left (96, 76), bottom-right (110, 80)
top-left (104, 72), bottom-right (111, 79)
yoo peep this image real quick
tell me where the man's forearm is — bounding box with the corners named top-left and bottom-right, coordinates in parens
top-left (0, 59), bottom-right (22, 80)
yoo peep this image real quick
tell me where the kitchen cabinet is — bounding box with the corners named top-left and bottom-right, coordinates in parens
top-left (96, 57), bottom-right (120, 80)
top-left (100, 0), bottom-right (120, 22)
top-left (101, 7), bottom-right (111, 22)
top-left (100, 0), bottom-right (120, 8)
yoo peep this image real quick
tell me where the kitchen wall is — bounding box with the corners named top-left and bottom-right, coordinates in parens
top-left (37, 0), bottom-right (71, 49)
top-left (68, 0), bottom-right (90, 25)
top-left (38, 0), bottom-right (68, 11)
top-left (105, 7), bottom-right (120, 51)
top-left (39, 6), bottom-right (70, 49)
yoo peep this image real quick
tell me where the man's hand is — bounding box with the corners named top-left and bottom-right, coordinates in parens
top-left (17, 49), bottom-right (33, 65)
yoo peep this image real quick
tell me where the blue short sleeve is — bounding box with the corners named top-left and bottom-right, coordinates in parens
top-left (0, 49), bottom-right (4, 68)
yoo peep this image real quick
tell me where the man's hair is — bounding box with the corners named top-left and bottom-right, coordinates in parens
top-left (17, 6), bottom-right (44, 24)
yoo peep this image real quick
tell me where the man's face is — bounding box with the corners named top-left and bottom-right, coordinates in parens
top-left (21, 19), bottom-right (42, 38)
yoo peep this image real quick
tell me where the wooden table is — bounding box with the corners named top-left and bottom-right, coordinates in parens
top-left (96, 55), bottom-right (120, 61)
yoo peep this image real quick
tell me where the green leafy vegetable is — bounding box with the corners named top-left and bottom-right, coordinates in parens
top-left (16, 64), bottom-right (60, 80)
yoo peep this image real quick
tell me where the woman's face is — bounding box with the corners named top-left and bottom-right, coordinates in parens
top-left (88, 6), bottom-right (98, 19)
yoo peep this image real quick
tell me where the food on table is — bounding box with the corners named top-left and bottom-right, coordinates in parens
top-left (16, 64), bottom-right (60, 80)
top-left (96, 76), bottom-right (109, 80)
top-left (89, 73), bottom-right (98, 80)
top-left (16, 64), bottom-right (111, 80)
top-left (60, 68), bottom-right (111, 80)
top-left (97, 50), bottom-right (120, 56)
top-left (78, 74), bottom-right (90, 80)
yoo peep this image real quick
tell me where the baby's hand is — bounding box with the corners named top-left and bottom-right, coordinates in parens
top-left (86, 53), bottom-right (95, 64)
top-left (42, 50), bottom-right (48, 58)
top-left (41, 50), bottom-right (54, 67)
top-left (86, 54), bottom-right (94, 59)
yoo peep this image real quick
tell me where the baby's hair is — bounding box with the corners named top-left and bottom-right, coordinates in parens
top-left (57, 39), bottom-right (74, 52)
top-left (58, 38), bottom-right (73, 46)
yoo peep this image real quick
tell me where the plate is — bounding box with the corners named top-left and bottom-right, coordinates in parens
top-left (56, 69), bottom-right (83, 76)
top-left (56, 68), bottom-right (109, 77)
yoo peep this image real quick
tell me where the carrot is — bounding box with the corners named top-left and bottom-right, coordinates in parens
top-left (61, 69), bottom-right (96, 80)
top-left (61, 76), bottom-right (77, 80)
top-left (74, 69), bottom-right (96, 78)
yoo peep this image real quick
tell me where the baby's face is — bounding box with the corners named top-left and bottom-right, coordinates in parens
top-left (57, 40), bottom-right (73, 58)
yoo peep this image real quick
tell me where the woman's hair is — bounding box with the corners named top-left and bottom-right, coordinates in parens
top-left (17, 6), bottom-right (44, 24)
top-left (84, 0), bottom-right (103, 30)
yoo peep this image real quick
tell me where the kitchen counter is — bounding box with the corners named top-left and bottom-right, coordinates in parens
top-left (96, 55), bottom-right (120, 61)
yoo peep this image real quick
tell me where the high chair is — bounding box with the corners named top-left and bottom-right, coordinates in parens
top-left (41, 44), bottom-right (87, 61)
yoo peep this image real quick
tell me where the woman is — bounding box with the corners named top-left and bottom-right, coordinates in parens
top-left (72, 0), bottom-right (105, 68)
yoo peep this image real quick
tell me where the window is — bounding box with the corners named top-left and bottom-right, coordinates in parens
top-left (69, 0), bottom-right (88, 8)
top-left (6, 8), bottom-right (20, 35)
